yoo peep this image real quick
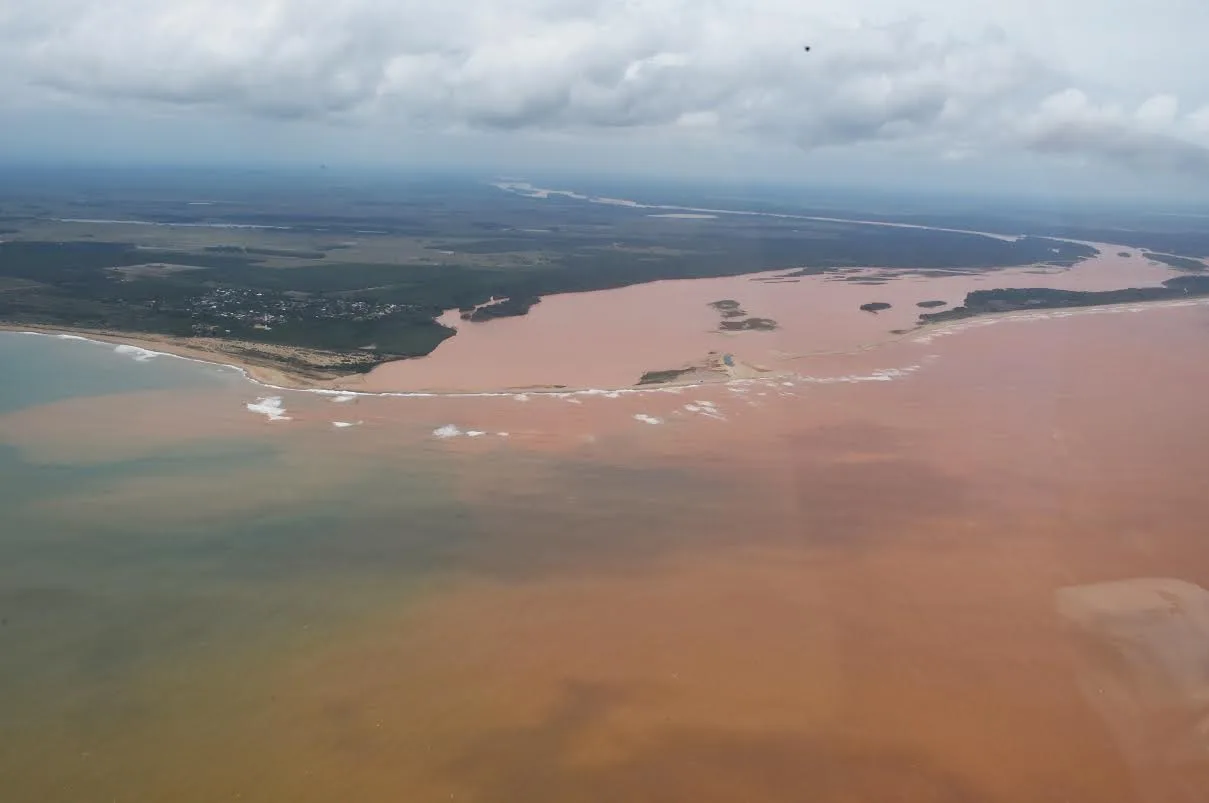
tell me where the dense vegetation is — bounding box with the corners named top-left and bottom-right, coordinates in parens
top-left (1143, 252), bottom-right (1206, 271)
top-left (919, 276), bottom-right (1209, 324)
top-left (2, 171), bottom-right (1198, 374)
top-left (462, 296), bottom-right (542, 322)
top-left (637, 368), bottom-right (694, 385)
top-left (0, 224), bottom-right (1092, 365)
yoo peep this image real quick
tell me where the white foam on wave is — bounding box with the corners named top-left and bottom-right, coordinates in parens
top-left (684, 400), bottom-right (727, 420)
top-left (634, 414), bottom-right (663, 425)
top-left (284, 381), bottom-right (702, 403)
top-left (11, 331), bottom-right (250, 381)
top-left (247, 396), bottom-right (291, 421)
top-left (114, 344), bottom-right (159, 362)
top-left (330, 394), bottom-right (358, 403)
top-left (332, 421), bottom-right (362, 428)
top-left (432, 424), bottom-right (508, 439)
top-left (793, 364), bottom-right (923, 385)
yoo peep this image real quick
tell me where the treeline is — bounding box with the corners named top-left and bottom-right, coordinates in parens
top-left (920, 276), bottom-right (1209, 324)
top-left (0, 229), bottom-right (1109, 366)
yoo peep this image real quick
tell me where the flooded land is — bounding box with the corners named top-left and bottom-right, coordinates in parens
top-left (4, 238), bottom-right (1209, 802)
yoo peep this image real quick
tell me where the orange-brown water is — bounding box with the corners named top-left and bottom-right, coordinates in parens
top-left (277, 302), bottom-right (1209, 803)
top-left (349, 247), bottom-right (1177, 392)
top-left (3, 269), bottom-right (1209, 802)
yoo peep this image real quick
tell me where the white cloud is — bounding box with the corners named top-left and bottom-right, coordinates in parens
top-left (1017, 89), bottom-right (1209, 176)
top-left (2, 0), bottom-right (1207, 178)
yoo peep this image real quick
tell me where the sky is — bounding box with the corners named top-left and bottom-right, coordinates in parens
top-left (2, 0), bottom-right (1208, 198)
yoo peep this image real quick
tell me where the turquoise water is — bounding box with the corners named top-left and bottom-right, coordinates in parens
top-left (0, 334), bottom-right (473, 800)
top-left (0, 331), bottom-right (715, 802)
top-left (0, 333), bottom-right (238, 414)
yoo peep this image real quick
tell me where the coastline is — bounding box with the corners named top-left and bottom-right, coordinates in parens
top-left (0, 322), bottom-right (351, 390)
top-left (0, 321), bottom-right (742, 397)
top-left (5, 293), bottom-right (1208, 399)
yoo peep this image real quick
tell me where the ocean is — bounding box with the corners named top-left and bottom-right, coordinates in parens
top-left (3, 298), bottom-right (1209, 802)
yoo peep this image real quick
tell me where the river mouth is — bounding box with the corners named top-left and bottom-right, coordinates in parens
top-left (4, 254), bottom-right (1209, 802)
top-left (345, 246), bottom-right (1181, 394)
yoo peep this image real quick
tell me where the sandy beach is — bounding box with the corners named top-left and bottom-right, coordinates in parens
top-left (0, 323), bottom-right (356, 389)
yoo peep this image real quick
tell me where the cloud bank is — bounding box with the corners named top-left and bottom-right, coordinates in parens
top-left (3, 0), bottom-right (1208, 176)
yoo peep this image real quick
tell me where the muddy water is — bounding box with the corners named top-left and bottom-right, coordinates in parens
top-left (351, 247), bottom-right (1179, 392)
top-left (3, 291), bottom-right (1209, 802)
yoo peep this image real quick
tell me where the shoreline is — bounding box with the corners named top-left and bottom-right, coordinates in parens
top-left (5, 294), bottom-right (1208, 399)
top-left (0, 323), bottom-right (357, 390)
top-left (0, 321), bottom-right (746, 399)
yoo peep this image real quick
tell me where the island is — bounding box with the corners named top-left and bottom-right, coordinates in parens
top-left (719, 317), bottom-right (779, 331)
top-left (461, 296), bottom-right (541, 322)
top-left (707, 299), bottom-right (777, 331)
top-left (918, 276), bottom-right (1209, 325)
top-left (637, 368), bottom-right (695, 385)
top-left (860, 302), bottom-right (892, 313)
top-left (916, 300), bottom-right (947, 308)
top-left (1143, 253), bottom-right (1206, 272)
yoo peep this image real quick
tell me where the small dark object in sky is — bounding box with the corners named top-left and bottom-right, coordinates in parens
top-left (803, 45), bottom-right (811, 52)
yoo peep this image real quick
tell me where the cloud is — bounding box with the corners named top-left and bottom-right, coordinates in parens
top-left (4, 4), bottom-right (1040, 137)
top-left (1018, 89), bottom-right (1209, 176)
top-left (1, 1), bottom-right (1206, 177)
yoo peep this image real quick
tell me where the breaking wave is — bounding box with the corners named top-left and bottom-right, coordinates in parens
top-left (114, 344), bottom-right (158, 362)
top-left (432, 425), bottom-right (508, 439)
top-left (246, 397), bottom-right (291, 421)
